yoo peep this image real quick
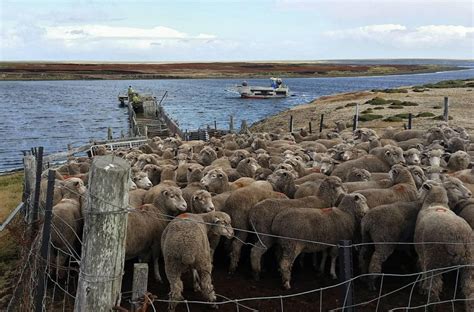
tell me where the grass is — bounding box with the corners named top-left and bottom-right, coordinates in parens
top-left (384, 116), bottom-right (404, 122)
top-left (358, 114), bottom-right (383, 122)
top-left (0, 172), bottom-right (23, 298)
top-left (361, 108), bottom-right (374, 114)
top-left (373, 106), bottom-right (384, 110)
top-left (416, 79), bottom-right (473, 89)
top-left (365, 97), bottom-right (389, 105)
top-left (398, 101), bottom-right (419, 106)
top-left (345, 102), bottom-right (358, 107)
top-left (433, 115), bottom-right (453, 121)
top-left (417, 112), bottom-right (436, 117)
top-left (394, 113), bottom-right (411, 119)
top-left (372, 88), bottom-right (408, 93)
top-left (388, 105), bottom-right (404, 109)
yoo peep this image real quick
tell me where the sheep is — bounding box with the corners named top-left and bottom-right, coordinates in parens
top-left (126, 185), bottom-right (187, 282)
top-left (408, 165), bottom-right (427, 189)
top-left (295, 176), bottom-right (347, 204)
top-left (393, 130), bottom-right (426, 142)
top-left (404, 148), bottom-right (421, 165)
top-left (340, 147), bottom-right (368, 161)
top-left (331, 145), bottom-right (405, 181)
top-left (347, 168), bottom-right (371, 182)
top-left (235, 157), bottom-right (260, 178)
top-left (453, 199), bottom-right (474, 229)
top-left (189, 190), bottom-right (215, 213)
top-left (197, 146), bottom-right (218, 166)
top-left (131, 169), bottom-right (153, 190)
top-left (50, 178), bottom-right (87, 278)
top-left (229, 149), bottom-right (251, 168)
top-left (143, 164), bottom-right (161, 185)
top-left (161, 211), bottom-right (233, 312)
top-left (272, 193), bottom-right (369, 289)
top-left (267, 169), bottom-right (298, 198)
top-left (442, 176), bottom-right (472, 209)
top-left (200, 168), bottom-right (231, 194)
top-left (129, 189), bottom-right (147, 208)
top-left (414, 183), bottom-right (473, 311)
top-left (355, 164), bottom-right (418, 208)
top-left (187, 164), bottom-right (204, 183)
top-left (160, 164), bottom-right (177, 182)
top-left (221, 181), bottom-right (285, 273)
top-left (451, 168), bottom-right (474, 185)
top-left (249, 191), bottom-right (344, 280)
top-left (294, 172), bottom-right (327, 185)
top-left (447, 151), bottom-right (471, 172)
top-left (318, 156), bottom-right (338, 175)
top-left (343, 178), bottom-right (392, 193)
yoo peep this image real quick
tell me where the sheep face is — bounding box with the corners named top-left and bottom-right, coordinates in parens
top-left (404, 148), bottom-right (421, 165)
top-left (442, 177), bottom-right (472, 203)
top-left (132, 172), bottom-right (153, 190)
top-left (212, 212), bottom-right (234, 239)
top-left (319, 157), bottom-right (337, 175)
top-left (197, 147), bottom-right (217, 166)
top-left (383, 146), bottom-right (405, 166)
top-left (348, 168), bottom-right (371, 182)
top-left (408, 166), bottom-right (427, 189)
top-left (230, 150), bottom-right (249, 168)
top-left (448, 151), bottom-right (470, 170)
top-left (161, 187), bottom-right (187, 212)
top-left (340, 193), bottom-right (369, 219)
top-left (237, 158), bottom-right (260, 177)
top-left (187, 165), bottom-right (203, 183)
top-left (426, 149), bottom-right (443, 167)
top-left (256, 153), bottom-right (271, 168)
top-left (255, 168), bottom-right (272, 181)
top-left (200, 169), bottom-right (227, 193)
top-left (191, 190), bottom-right (215, 213)
top-left (267, 169), bottom-right (295, 193)
top-left (62, 178), bottom-right (87, 196)
top-left (319, 176), bottom-right (346, 205)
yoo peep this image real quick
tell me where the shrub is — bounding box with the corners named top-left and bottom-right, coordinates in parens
top-left (345, 102), bottom-right (358, 107)
top-left (433, 115), bottom-right (453, 121)
top-left (432, 106), bottom-right (442, 109)
top-left (358, 114), bottom-right (383, 122)
top-left (366, 97), bottom-right (389, 105)
top-left (373, 106), bottom-right (384, 110)
top-left (412, 88), bottom-right (428, 92)
top-left (399, 101), bottom-right (419, 106)
top-left (372, 88), bottom-right (408, 93)
top-left (384, 116), bottom-right (404, 122)
top-left (388, 105), bottom-right (403, 109)
top-left (335, 106), bottom-right (344, 110)
top-left (417, 112), bottom-right (435, 117)
top-left (391, 100), bottom-right (402, 105)
top-left (361, 108), bottom-right (374, 114)
top-left (394, 113), bottom-right (411, 119)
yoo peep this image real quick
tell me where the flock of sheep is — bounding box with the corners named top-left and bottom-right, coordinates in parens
top-left (42, 121), bottom-right (474, 311)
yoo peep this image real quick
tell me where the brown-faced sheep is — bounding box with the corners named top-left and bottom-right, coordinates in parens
top-left (414, 183), bottom-right (473, 311)
top-left (161, 211), bottom-right (233, 312)
top-left (331, 145), bottom-right (405, 181)
top-left (190, 190), bottom-right (215, 213)
top-left (126, 185), bottom-right (187, 282)
top-left (355, 164), bottom-right (418, 208)
top-left (272, 193), bottom-right (369, 289)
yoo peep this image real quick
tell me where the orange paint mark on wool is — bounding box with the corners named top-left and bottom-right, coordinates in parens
top-left (177, 213), bottom-right (190, 219)
top-left (393, 184), bottom-right (406, 193)
top-left (320, 208), bottom-right (333, 214)
top-left (312, 168), bottom-right (321, 173)
top-left (435, 208), bottom-right (447, 213)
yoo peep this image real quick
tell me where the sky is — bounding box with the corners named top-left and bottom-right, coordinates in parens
top-left (0, 0), bottom-right (473, 61)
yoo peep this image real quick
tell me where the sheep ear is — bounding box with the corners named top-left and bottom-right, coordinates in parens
top-left (213, 217), bottom-right (221, 223)
top-left (162, 190), bottom-right (169, 196)
top-left (385, 150), bottom-right (391, 156)
top-left (422, 183), bottom-right (432, 190)
top-left (188, 167), bottom-right (193, 172)
top-left (354, 194), bottom-right (361, 201)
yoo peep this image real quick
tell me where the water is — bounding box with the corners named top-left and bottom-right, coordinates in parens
top-left (1, 64), bottom-right (473, 172)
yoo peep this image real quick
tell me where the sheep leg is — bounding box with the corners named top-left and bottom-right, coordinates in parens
top-left (358, 245), bottom-right (370, 275)
top-left (279, 245), bottom-right (302, 290)
top-left (367, 245), bottom-right (395, 291)
top-left (167, 273), bottom-right (184, 312)
top-left (197, 266), bottom-right (216, 306)
top-left (192, 269), bottom-right (201, 292)
top-left (329, 248), bottom-right (338, 280)
top-left (56, 249), bottom-right (68, 280)
top-left (152, 243), bottom-right (163, 282)
top-left (250, 237), bottom-right (272, 281)
top-left (228, 232), bottom-right (248, 274)
top-left (318, 250), bottom-right (328, 274)
top-left (461, 266), bottom-right (474, 312)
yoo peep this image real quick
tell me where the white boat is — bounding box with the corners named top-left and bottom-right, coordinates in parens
top-left (235, 77), bottom-right (289, 99)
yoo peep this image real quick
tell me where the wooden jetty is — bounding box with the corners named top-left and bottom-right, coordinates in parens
top-left (121, 91), bottom-right (229, 141)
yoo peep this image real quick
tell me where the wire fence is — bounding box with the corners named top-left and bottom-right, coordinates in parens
top-left (3, 148), bottom-right (473, 312)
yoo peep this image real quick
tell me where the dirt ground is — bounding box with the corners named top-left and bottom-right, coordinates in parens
top-left (119, 244), bottom-right (466, 312)
top-left (251, 81), bottom-right (474, 135)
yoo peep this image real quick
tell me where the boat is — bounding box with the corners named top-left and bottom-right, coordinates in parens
top-left (235, 77), bottom-right (290, 99)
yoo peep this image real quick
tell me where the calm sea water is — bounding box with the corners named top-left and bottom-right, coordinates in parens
top-left (1, 63), bottom-right (473, 172)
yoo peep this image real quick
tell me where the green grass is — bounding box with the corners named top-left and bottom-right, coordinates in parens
top-left (372, 88), bottom-right (408, 93)
top-left (365, 97), bottom-right (389, 105)
top-left (358, 114), bottom-right (383, 122)
top-left (416, 79), bottom-right (472, 89)
top-left (417, 112), bottom-right (436, 117)
top-left (361, 108), bottom-right (374, 114)
top-left (412, 88), bottom-right (428, 92)
top-left (384, 116), bottom-right (404, 122)
top-left (433, 115), bottom-right (453, 121)
top-left (373, 106), bottom-right (384, 110)
top-left (394, 113), bottom-right (412, 119)
top-left (345, 102), bottom-right (358, 107)
top-left (335, 106), bottom-right (344, 110)
top-left (388, 105), bottom-right (404, 109)
top-left (398, 101), bottom-right (419, 106)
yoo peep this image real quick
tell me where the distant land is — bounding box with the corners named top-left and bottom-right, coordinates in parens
top-left (0, 61), bottom-right (464, 80)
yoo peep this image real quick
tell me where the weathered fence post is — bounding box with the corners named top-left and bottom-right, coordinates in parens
top-left (74, 156), bottom-right (130, 311)
top-left (289, 115), bottom-right (294, 133)
top-left (309, 121), bottom-right (312, 134)
top-left (240, 120), bottom-right (248, 134)
top-left (353, 104), bottom-right (359, 131)
top-left (32, 146), bottom-right (43, 227)
top-left (23, 154), bottom-right (36, 207)
top-left (143, 125), bottom-right (148, 138)
top-left (408, 113), bottom-right (413, 129)
top-left (214, 120), bottom-right (217, 131)
top-left (338, 240), bottom-right (354, 312)
top-left (443, 96), bottom-right (449, 122)
top-left (131, 263), bottom-right (149, 312)
top-left (34, 169), bottom-right (55, 312)
top-left (107, 127), bottom-right (113, 140)
top-left (319, 114), bottom-right (324, 133)
top-left (229, 115), bottom-right (234, 133)
top-left (121, 130), bottom-right (125, 138)
top-left (352, 115), bottom-right (357, 132)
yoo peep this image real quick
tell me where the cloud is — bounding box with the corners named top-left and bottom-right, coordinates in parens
top-left (324, 24), bottom-right (474, 48)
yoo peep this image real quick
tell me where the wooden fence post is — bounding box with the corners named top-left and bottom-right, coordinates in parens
top-left (23, 154), bottom-right (36, 208)
top-left (240, 120), bottom-right (248, 134)
top-left (319, 114), bottom-right (324, 133)
top-left (408, 113), bottom-right (413, 129)
top-left (443, 97), bottom-right (449, 122)
top-left (309, 121), bottom-right (312, 134)
top-left (338, 240), bottom-right (354, 312)
top-left (289, 115), bottom-right (294, 133)
top-left (32, 146), bottom-right (43, 227)
top-left (74, 156), bottom-right (130, 311)
top-left (352, 115), bottom-right (357, 132)
top-left (34, 169), bottom-right (56, 312)
top-left (143, 125), bottom-right (148, 138)
top-left (353, 104), bottom-right (359, 131)
top-left (214, 120), bottom-right (217, 131)
top-left (107, 127), bottom-right (113, 140)
top-left (131, 263), bottom-right (149, 312)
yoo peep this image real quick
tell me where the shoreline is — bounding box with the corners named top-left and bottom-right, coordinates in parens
top-left (0, 62), bottom-right (461, 81)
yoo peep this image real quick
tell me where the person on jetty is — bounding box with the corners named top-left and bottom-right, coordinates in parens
top-left (128, 85), bottom-right (135, 98)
